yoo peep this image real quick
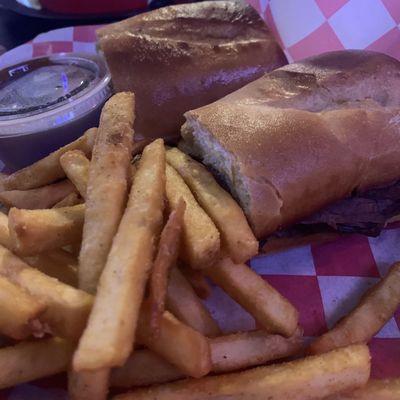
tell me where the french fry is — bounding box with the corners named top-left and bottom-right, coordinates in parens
top-left (0, 180), bottom-right (76, 209)
top-left (0, 338), bottom-right (74, 389)
top-left (167, 267), bottom-right (220, 337)
top-left (73, 139), bottom-right (165, 370)
top-left (69, 369), bottom-right (110, 400)
top-left (0, 212), bottom-right (78, 285)
top-left (165, 164), bottom-right (220, 269)
top-left (149, 199), bottom-right (186, 334)
top-left (114, 344), bottom-right (370, 400)
top-left (0, 244), bottom-right (93, 339)
top-left (0, 128), bottom-right (97, 191)
top-left (0, 275), bottom-right (46, 339)
top-left (129, 163), bottom-right (137, 188)
top-left (210, 328), bottom-right (303, 373)
top-left (262, 232), bottom-right (342, 254)
top-left (309, 262), bottom-right (400, 354)
top-left (111, 350), bottom-right (182, 388)
top-left (24, 249), bottom-right (78, 287)
top-left (111, 329), bottom-right (303, 388)
top-left (60, 150), bottom-right (90, 198)
top-left (166, 148), bottom-right (258, 264)
top-left (79, 92), bottom-right (135, 294)
top-left (136, 303), bottom-right (211, 378)
top-left (0, 212), bottom-right (10, 248)
top-left (58, 139), bottom-right (148, 197)
top-left (8, 204), bottom-right (85, 255)
top-left (58, 142), bottom-right (145, 205)
top-left (53, 192), bottom-right (82, 208)
top-left (324, 378), bottom-right (400, 399)
top-left (206, 256), bottom-right (299, 337)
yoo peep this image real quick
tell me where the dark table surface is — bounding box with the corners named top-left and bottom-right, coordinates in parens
top-left (0, 0), bottom-right (175, 52)
top-left (0, 8), bottom-right (119, 52)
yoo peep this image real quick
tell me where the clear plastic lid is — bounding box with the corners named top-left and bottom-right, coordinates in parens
top-left (0, 52), bottom-right (112, 137)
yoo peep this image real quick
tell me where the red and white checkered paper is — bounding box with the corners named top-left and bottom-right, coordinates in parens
top-left (0, 9), bottom-right (400, 398)
top-left (0, 25), bottom-right (99, 70)
top-left (247, 0), bottom-right (400, 62)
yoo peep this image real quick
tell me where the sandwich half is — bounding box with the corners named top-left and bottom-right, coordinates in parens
top-left (181, 50), bottom-right (400, 238)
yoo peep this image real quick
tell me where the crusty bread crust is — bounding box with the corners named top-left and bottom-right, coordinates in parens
top-left (181, 50), bottom-right (400, 238)
top-left (97, 1), bottom-right (286, 141)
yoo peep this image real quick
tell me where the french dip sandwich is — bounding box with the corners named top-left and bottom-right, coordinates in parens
top-left (97, 0), bottom-right (286, 141)
top-left (180, 50), bottom-right (400, 238)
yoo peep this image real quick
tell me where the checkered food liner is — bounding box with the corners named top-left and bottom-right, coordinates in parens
top-left (2, 0), bottom-right (400, 67)
top-left (0, 10), bottom-right (399, 399)
top-left (247, 0), bottom-right (400, 62)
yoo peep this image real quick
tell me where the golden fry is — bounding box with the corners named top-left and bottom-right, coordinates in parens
top-left (0, 338), bottom-right (74, 389)
top-left (8, 204), bottom-right (84, 255)
top-left (69, 369), bottom-right (110, 400)
top-left (60, 150), bottom-right (90, 198)
top-left (53, 192), bottom-right (82, 208)
top-left (0, 244), bottom-right (93, 340)
top-left (0, 212), bottom-right (78, 285)
top-left (58, 143), bottom-right (145, 201)
top-left (0, 275), bottom-right (46, 339)
top-left (73, 139), bottom-right (165, 370)
top-left (165, 164), bottom-right (220, 269)
top-left (166, 148), bottom-right (257, 264)
top-left (111, 329), bottom-right (303, 388)
top-left (150, 199), bottom-right (186, 334)
top-left (206, 256), bottom-right (299, 337)
top-left (210, 328), bottom-right (303, 373)
top-left (111, 350), bottom-right (182, 388)
top-left (0, 128), bottom-right (96, 191)
top-left (310, 262), bottom-right (400, 354)
top-left (137, 303), bottom-right (211, 378)
top-left (0, 180), bottom-right (76, 209)
top-left (0, 212), bottom-right (10, 248)
top-left (79, 92), bottom-right (135, 294)
top-left (180, 266), bottom-right (212, 299)
top-left (114, 344), bottom-right (370, 400)
top-left (324, 378), bottom-right (400, 399)
top-left (167, 267), bottom-right (220, 337)
top-left (65, 138), bottom-right (149, 195)
top-left (24, 249), bottom-right (78, 287)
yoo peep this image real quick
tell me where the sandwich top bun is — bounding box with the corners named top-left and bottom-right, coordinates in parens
top-left (97, 0), bottom-right (286, 142)
top-left (181, 50), bottom-right (400, 238)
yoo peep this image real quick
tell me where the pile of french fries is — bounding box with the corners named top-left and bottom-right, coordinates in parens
top-left (0, 92), bottom-right (399, 399)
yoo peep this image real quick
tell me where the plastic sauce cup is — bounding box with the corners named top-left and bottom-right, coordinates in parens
top-left (0, 53), bottom-right (112, 172)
